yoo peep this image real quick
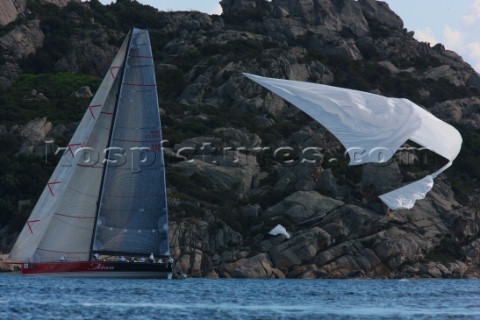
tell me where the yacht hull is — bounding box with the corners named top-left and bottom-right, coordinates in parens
top-left (20, 261), bottom-right (172, 279)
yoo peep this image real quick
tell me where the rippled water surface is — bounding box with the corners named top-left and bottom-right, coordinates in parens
top-left (1, 275), bottom-right (479, 319)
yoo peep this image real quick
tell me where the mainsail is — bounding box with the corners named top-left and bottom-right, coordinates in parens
top-left (92, 29), bottom-right (169, 257)
top-left (244, 73), bottom-right (462, 210)
top-left (9, 29), bottom-right (169, 262)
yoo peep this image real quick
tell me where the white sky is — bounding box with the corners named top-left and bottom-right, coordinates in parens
top-left (93, 0), bottom-right (480, 73)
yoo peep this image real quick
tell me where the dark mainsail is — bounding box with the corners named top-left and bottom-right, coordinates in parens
top-left (92, 29), bottom-right (170, 257)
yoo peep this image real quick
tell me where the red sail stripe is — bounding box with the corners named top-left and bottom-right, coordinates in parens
top-left (54, 213), bottom-right (96, 219)
top-left (68, 143), bottom-right (83, 158)
top-left (109, 66), bottom-right (120, 79)
top-left (47, 181), bottom-right (61, 196)
top-left (88, 104), bottom-right (103, 119)
top-left (27, 220), bottom-right (40, 234)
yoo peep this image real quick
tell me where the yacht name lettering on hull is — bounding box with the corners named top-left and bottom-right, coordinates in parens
top-left (89, 264), bottom-right (115, 271)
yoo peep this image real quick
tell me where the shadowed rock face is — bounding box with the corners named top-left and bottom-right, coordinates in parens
top-left (0, 0), bottom-right (76, 26)
top-left (220, 0), bottom-right (258, 12)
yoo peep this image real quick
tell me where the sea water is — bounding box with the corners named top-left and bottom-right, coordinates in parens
top-left (0, 275), bottom-right (479, 319)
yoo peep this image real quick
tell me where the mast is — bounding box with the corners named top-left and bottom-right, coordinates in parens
top-left (89, 30), bottom-right (133, 260)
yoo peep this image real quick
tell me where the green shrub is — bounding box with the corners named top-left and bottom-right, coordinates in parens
top-left (0, 72), bottom-right (101, 126)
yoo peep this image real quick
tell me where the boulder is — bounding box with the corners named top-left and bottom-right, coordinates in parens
top-left (53, 28), bottom-right (119, 76)
top-left (377, 61), bottom-right (400, 74)
top-left (171, 154), bottom-right (259, 195)
top-left (0, 20), bottom-right (45, 87)
top-left (321, 205), bottom-right (388, 242)
top-left (273, 0), bottom-right (370, 37)
top-left (220, 0), bottom-right (258, 13)
top-left (24, 89), bottom-right (49, 101)
top-left (358, 0), bottom-right (404, 30)
top-left (70, 86), bottom-right (93, 98)
top-left (431, 97), bottom-right (480, 129)
top-left (423, 65), bottom-right (469, 87)
top-left (169, 218), bottom-right (243, 277)
top-left (0, 254), bottom-right (15, 272)
top-left (0, 0), bottom-right (26, 26)
top-left (214, 127), bottom-right (262, 149)
top-left (0, 20), bottom-right (45, 60)
top-left (20, 117), bottom-right (53, 146)
top-left (361, 162), bottom-right (403, 195)
top-left (222, 253), bottom-right (285, 278)
top-left (372, 228), bottom-right (424, 268)
top-left (269, 227), bottom-right (331, 269)
top-left (264, 191), bottom-right (344, 224)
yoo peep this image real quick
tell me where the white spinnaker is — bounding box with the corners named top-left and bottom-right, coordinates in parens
top-left (8, 34), bottom-right (130, 262)
top-left (244, 73), bottom-right (462, 210)
top-left (378, 103), bottom-right (462, 209)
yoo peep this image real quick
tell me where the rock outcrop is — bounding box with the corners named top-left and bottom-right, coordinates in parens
top-left (0, 19), bottom-right (45, 59)
top-left (53, 27), bottom-right (121, 76)
top-left (0, 0), bottom-right (74, 26)
top-left (0, 0), bottom-right (26, 26)
top-left (264, 191), bottom-right (344, 224)
top-left (0, 20), bottom-right (45, 86)
top-left (431, 97), bottom-right (480, 129)
top-left (20, 117), bottom-right (52, 146)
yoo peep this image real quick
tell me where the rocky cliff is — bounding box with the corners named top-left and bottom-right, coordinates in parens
top-left (1, 0), bottom-right (480, 278)
top-left (0, 0), bottom-right (76, 26)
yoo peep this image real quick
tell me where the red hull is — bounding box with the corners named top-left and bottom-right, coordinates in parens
top-left (21, 261), bottom-right (172, 278)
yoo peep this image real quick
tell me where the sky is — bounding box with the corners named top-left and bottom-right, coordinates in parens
top-left (93, 0), bottom-right (480, 73)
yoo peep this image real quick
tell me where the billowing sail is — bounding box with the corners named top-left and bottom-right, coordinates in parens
top-left (244, 73), bottom-right (462, 210)
top-left (92, 29), bottom-right (170, 256)
top-left (9, 34), bottom-right (130, 262)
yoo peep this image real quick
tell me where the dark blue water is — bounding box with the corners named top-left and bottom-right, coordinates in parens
top-left (1, 275), bottom-right (479, 319)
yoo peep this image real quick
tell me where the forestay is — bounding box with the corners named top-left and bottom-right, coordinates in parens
top-left (244, 73), bottom-right (462, 210)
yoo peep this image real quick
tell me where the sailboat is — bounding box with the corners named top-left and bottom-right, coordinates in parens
top-left (8, 28), bottom-right (172, 278)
